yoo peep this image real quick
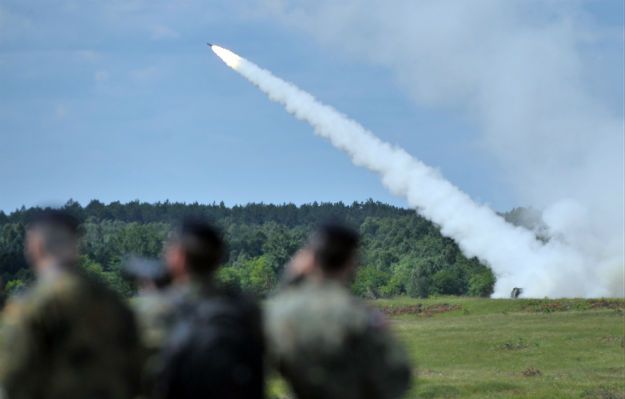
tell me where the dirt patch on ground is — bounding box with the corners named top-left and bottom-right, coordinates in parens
top-left (497, 338), bottom-right (533, 351)
top-left (588, 299), bottom-right (625, 310)
top-left (522, 301), bottom-right (569, 313)
top-left (521, 299), bottom-right (625, 313)
top-left (379, 303), bottom-right (461, 316)
top-left (521, 367), bottom-right (542, 377)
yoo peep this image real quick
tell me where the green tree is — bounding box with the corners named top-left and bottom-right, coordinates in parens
top-left (431, 267), bottom-right (467, 296)
top-left (80, 256), bottom-right (133, 297)
top-left (352, 265), bottom-right (391, 298)
top-left (468, 270), bottom-right (496, 297)
top-left (1, 200), bottom-right (499, 299)
top-left (247, 255), bottom-right (278, 296)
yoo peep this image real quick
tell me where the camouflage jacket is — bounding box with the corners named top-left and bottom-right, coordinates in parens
top-left (265, 280), bottom-right (412, 399)
top-left (133, 281), bottom-right (265, 399)
top-left (131, 284), bottom-right (191, 395)
top-left (0, 267), bottom-right (142, 399)
top-left (133, 281), bottom-right (250, 351)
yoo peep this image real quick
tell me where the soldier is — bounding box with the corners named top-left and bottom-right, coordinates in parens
top-left (0, 209), bottom-right (142, 399)
top-left (151, 218), bottom-right (265, 399)
top-left (122, 256), bottom-right (172, 355)
top-left (265, 223), bottom-right (412, 399)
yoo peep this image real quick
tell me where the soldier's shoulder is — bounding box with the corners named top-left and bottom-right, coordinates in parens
top-left (132, 289), bottom-right (177, 327)
top-left (133, 292), bottom-right (171, 313)
top-left (265, 281), bottom-right (370, 347)
top-left (1, 295), bottom-right (29, 328)
top-left (64, 269), bottom-right (130, 306)
top-left (269, 280), bottom-right (365, 313)
top-left (5, 271), bottom-right (76, 307)
top-left (0, 277), bottom-right (74, 334)
top-left (132, 292), bottom-right (175, 348)
top-left (33, 269), bottom-right (93, 298)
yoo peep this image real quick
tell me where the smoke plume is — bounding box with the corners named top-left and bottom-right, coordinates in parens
top-left (211, 44), bottom-right (621, 297)
top-left (253, 1), bottom-right (624, 297)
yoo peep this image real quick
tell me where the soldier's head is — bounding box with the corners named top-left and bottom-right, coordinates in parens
top-left (165, 218), bottom-right (225, 283)
top-left (308, 222), bottom-right (360, 282)
top-left (25, 209), bottom-right (81, 273)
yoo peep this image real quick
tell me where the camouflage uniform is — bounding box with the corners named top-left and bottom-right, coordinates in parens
top-left (133, 281), bottom-right (240, 351)
top-left (132, 285), bottom-right (195, 376)
top-left (131, 283), bottom-right (192, 395)
top-left (265, 280), bottom-right (412, 399)
top-left (0, 267), bottom-right (142, 399)
top-left (133, 281), bottom-right (265, 399)
top-left (133, 291), bottom-right (176, 354)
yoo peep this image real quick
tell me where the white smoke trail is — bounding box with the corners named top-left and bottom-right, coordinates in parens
top-left (211, 45), bottom-right (613, 298)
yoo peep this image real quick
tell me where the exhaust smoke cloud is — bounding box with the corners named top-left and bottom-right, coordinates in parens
top-left (254, 1), bottom-right (624, 297)
top-left (210, 44), bottom-right (622, 298)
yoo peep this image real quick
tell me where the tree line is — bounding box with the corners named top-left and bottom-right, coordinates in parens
top-left (0, 199), bottom-right (502, 298)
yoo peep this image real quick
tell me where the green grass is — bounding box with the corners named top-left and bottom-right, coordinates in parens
top-left (270, 297), bottom-right (625, 398)
top-left (384, 297), bottom-right (625, 398)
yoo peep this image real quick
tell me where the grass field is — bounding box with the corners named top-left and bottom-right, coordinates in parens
top-left (271, 297), bottom-right (625, 399)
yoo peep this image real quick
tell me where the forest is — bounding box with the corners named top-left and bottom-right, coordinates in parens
top-left (0, 199), bottom-right (526, 299)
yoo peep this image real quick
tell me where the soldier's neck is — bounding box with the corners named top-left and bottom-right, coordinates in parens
top-left (310, 270), bottom-right (349, 287)
top-left (36, 259), bottom-right (64, 280)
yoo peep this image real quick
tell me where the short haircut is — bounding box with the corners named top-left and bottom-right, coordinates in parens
top-left (308, 222), bottom-right (359, 272)
top-left (26, 209), bottom-right (81, 260)
top-left (170, 218), bottom-right (225, 276)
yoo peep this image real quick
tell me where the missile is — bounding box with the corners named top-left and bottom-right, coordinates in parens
top-left (209, 44), bottom-right (242, 68)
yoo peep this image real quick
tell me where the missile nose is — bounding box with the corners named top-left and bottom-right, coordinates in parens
top-left (207, 42), bottom-right (213, 47)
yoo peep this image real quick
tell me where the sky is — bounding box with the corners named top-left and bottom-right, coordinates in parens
top-left (0, 0), bottom-right (622, 213)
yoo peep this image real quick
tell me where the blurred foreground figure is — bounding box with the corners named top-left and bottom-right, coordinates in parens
top-left (280, 247), bottom-right (316, 288)
top-left (0, 210), bottom-right (142, 399)
top-left (122, 257), bottom-right (172, 355)
top-left (266, 223), bottom-right (412, 399)
top-left (152, 218), bottom-right (265, 399)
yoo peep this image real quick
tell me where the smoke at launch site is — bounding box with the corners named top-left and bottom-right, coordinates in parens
top-left (211, 42), bottom-right (622, 298)
top-left (245, 0), bottom-right (624, 297)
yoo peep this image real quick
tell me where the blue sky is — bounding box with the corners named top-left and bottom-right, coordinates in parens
top-left (0, 0), bottom-right (622, 212)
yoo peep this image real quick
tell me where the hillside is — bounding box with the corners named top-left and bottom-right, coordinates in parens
top-left (1, 200), bottom-right (499, 297)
